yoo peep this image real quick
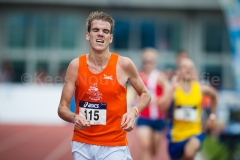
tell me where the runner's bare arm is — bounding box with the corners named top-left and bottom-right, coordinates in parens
top-left (156, 72), bottom-right (171, 112)
top-left (125, 58), bottom-right (151, 113)
top-left (157, 74), bottom-right (179, 112)
top-left (58, 59), bottom-right (78, 122)
top-left (120, 57), bottom-right (151, 132)
top-left (157, 83), bottom-right (174, 113)
top-left (58, 58), bottom-right (90, 129)
top-left (201, 84), bottom-right (218, 130)
top-left (201, 84), bottom-right (218, 115)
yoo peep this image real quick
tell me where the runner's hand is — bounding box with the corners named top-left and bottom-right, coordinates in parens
top-left (121, 109), bottom-right (136, 132)
top-left (205, 117), bottom-right (215, 131)
top-left (74, 114), bottom-right (91, 130)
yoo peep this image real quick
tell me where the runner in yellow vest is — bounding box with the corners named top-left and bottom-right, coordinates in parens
top-left (159, 58), bottom-right (217, 160)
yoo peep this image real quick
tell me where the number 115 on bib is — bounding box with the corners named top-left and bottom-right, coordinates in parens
top-left (79, 101), bottom-right (107, 125)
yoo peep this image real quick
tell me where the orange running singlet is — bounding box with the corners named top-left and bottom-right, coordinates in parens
top-left (72, 53), bottom-right (128, 146)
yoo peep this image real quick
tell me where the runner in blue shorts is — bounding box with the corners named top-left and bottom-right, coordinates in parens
top-left (161, 58), bottom-right (217, 160)
top-left (135, 48), bottom-right (168, 160)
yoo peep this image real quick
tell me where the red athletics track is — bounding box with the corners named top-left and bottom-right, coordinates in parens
top-left (0, 124), bottom-right (170, 160)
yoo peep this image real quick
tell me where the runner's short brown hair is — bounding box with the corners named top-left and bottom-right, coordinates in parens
top-left (86, 11), bottom-right (115, 33)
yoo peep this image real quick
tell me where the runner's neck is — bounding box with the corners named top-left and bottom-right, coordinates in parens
top-left (179, 80), bottom-right (192, 94)
top-left (87, 51), bottom-right (111, 70)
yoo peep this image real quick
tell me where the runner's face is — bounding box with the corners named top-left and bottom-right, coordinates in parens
top-left (180, 63), bottom-right (194, 81)
top-left (142, 57), bottom-right (155, 73)
top-left (86, 20), bottom-right (113, 52)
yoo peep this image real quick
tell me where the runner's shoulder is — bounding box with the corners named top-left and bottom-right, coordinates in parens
top-left (200, 83), bottom-right (217, 96)
top-left (67, 58), bottom-right (79, 72)
top-left (70, 58), bottom-right (79, 67)
top-left (118, 55), bottom-right (135, 70)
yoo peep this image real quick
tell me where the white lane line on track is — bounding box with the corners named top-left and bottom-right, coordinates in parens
top-left (43, 134), bottom-right (72, 160)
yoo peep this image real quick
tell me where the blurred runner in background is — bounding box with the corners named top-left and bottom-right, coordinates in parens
top-left (160, 58), bottom-right (217, 160)
top-left (135, 48), bottom-right (168, 160)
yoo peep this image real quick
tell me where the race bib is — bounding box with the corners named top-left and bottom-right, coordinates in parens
top-left (79, 101), bottom-right (107, 125)
top-left (174, 106), bottom-right (197, 122)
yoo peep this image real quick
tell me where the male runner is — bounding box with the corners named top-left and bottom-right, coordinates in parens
top-left (161, 58), bottom-right (217, 160)
top-left (58, 11), bottom-right (151, 160)
top-left (136, 48), bottom-right (167, 160)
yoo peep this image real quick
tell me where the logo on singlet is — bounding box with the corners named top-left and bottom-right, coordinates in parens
top-left (83, 102), bottom-right (100, 108)
top-left (87, 83), bottom-right (103, 101)
top-left (103, 74), bottom-right (113, 80)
